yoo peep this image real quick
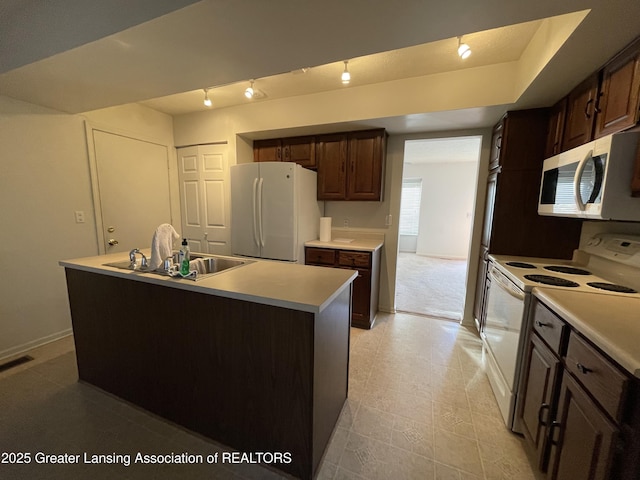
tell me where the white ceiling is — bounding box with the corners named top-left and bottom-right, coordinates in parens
top-left (1, 0), bottom-right (640, 134)
top-left (140, 20), bottom-right (542, 116)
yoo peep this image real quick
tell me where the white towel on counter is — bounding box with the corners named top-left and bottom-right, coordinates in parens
top-left (149, 224), bottom-right (180, 270)
top-left (190, 258), bottom-right (207, 275)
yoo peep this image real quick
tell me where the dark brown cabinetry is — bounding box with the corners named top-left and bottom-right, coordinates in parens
top-left (64, 268), bottom-right (351, 480)
top-left (545, 98), bottom-right (567, 158)
top-left (254, 136), bottom-right (316, 168)
top-left (633, 148), bottom-right (640, 196)
top-left (546, 36), bottom-right (640, 156)
top-left (562, 74), bottom-right (600, 151)
top-left (253, 138), bottom-right (282, 162)
top-left (519, 298), bottom-right (640, 480)
top-left (305, 247), bottom-right (381, 329)
top-left (254, 129), bottom-right (386, 201)
top-left (317, 129), bottom-right (386, 201)
top-left (595, 37), bottom-right (640, 139)
top-left (316, 133), bottom-right (348, 200)
top-left (472, 110), bottom-right (582, 331)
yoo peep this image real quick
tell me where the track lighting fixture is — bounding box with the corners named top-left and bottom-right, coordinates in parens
top-left (245, 80), bottom-right (255, 99)
top-left (203, 88), bottom-right (212, 107)
top-left (341, 60), bottom-right (351, 84)
top-left (457, 36), bottom-right (471, 59)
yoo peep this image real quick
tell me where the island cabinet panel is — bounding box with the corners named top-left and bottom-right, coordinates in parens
top-left (64, 269), bottom-right (350, 480)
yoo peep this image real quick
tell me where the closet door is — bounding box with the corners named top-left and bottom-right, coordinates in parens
top-left (177, 144), bottom-right (231, 254)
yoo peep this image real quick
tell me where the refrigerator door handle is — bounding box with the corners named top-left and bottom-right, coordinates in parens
top-left (257, 177), bottom-right (265, 247)
top-left (252, 178), bottom-right (260, 248)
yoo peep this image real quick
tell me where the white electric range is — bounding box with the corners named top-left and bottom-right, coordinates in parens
top-left (482, 233), bottom-right (640, 432)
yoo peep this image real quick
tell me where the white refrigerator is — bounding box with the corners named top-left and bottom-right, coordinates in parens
top-left (231, 162), bottom-right (322, 262)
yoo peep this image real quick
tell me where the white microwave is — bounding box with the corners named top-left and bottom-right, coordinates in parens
top-left (538, 131), bottom-right (640, 220)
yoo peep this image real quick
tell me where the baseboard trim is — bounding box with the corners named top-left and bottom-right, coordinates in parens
top-left (0, 329), bottom-right (73, 363)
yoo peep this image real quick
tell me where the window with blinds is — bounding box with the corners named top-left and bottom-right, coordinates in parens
top-left (400, 178), bottom-right (422, 235)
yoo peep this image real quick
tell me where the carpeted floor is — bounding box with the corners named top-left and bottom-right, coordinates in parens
top-left (395, 253), bottom-right (467, 321)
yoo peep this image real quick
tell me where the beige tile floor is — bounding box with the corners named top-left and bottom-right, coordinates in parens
top-left (0, 312), bottom-right (539, 480)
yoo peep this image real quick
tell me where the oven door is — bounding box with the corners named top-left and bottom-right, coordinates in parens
top-left (482, 264), bottom-right (527, 430)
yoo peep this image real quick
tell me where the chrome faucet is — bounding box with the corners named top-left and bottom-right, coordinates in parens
top-left (129, 248), bottom-right (148, 269)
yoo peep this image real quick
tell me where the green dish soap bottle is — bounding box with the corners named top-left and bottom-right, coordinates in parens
top-left (180, 238), bottom-right (190, 276)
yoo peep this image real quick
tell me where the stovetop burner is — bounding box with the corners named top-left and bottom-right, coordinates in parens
top-left (544, 265), bottom-right (592, 275)
top-left (524, 274), bottom-right (580, 287)
top-left (586, 282), bottom-right (638, 294)
top-left (505, 261), bottom-right (536, 269)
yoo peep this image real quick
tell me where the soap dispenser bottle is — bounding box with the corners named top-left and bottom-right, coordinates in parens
top-left (179, 238), bottom-right (190, 275)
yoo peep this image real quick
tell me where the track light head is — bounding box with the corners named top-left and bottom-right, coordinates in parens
top-left (245, 80), bottom-right (255, 99)
top-left (457, 36), bottom-right (471, 59)
top-left (203, 88), bottom-right (212, 107)
top-left (341, 60), bottom-right (351, 84)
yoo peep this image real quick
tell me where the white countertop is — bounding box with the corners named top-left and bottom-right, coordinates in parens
top-left (305, 231), bottom-right (384, 252)
top-left (534, 288), bottom-right (640, 378)
top-left (60, 251), bottom-right (356, 314)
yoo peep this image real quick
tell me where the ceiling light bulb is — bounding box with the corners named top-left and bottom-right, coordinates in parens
top-left (203, 89), bottom-right (212, 107)
top-left (245, 81), bottom-right (255, 99)
top-left (457, 37), bottom-right (471, 59)
top-left (341, 61), bottom-right (350, 84)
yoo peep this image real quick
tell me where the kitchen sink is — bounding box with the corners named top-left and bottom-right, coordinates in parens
top-left (103, 254), bottom-right (252, 281)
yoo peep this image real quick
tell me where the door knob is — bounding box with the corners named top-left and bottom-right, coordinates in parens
top-left (108, 239), bottom-right (119, 246)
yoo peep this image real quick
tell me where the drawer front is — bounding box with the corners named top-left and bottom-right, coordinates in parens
top-left (305, 248), bottom-right (336, 266)
top-left (338, 251), bottom-right (371, 269)
top-left (532, 301), bottom-right (567, 355)
top-left (566, 332), bottom-right (628, 422)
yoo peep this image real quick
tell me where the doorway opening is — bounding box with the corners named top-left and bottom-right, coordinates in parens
top-left (396, 136), bottom-right (482, 321)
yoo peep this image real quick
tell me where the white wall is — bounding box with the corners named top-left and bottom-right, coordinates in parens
top-left (0, 97), bottom-right (175, 361)
top-left (403, 161), bottom-right (477, 259)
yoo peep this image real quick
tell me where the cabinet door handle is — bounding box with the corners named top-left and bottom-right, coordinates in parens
top-left (549, 420), bottom-right (562, 446)
top-left (594, 92), bottom-right (603, 114)
top-left (277, 147), bottom-right (282, 161)
top-left (535, 320), bottom-right (550, 328)
top-left (538, 403), bottom-right (550, 426)
top-left (576, 363), bottom-right (593, 374)
top-left (584, 98), bottom-right (593, 119)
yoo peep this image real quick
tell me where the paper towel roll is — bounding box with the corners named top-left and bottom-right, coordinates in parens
top-left (319, 217), bottom-right (332, 242)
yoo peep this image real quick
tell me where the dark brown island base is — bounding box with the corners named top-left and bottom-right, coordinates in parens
top-left (60, 252), bottom-right (356, 479)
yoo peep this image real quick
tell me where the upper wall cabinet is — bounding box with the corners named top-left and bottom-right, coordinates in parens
top-left (550, 36), bottom-right (640, 155)
top-left (595, 37), bottom-right (640, 138)
top-left (545, 98), bottom-right (567, 158)
top-left (561, 74), bottom-right (600, 151)
top-left (253, 135), bottom-right (316, 168)
top-left (253, 139), bottom-right (282, 162)
top-left (317, 129), bottom-right (386, 201)
top-left (283, 136), bottom-right (316, 168)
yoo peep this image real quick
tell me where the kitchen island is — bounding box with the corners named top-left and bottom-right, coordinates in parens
top-left (59, 252), bottom-right (356, 480)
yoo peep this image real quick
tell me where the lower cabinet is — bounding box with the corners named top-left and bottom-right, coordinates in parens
top-left (548, 374), bottom-right (618, 480)
top-left (519, 298), bottom-right (640, 480)
top-left (305, 247), bottom-right (380, 329)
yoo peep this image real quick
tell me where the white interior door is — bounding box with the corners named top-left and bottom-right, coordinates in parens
top-left (93, 130), bottom-right (173, 254)
top-left (177, 144), bottom-right (230, 254)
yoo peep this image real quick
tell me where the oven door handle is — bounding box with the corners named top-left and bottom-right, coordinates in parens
top-left (489, 267), bottom-right (525, 301)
